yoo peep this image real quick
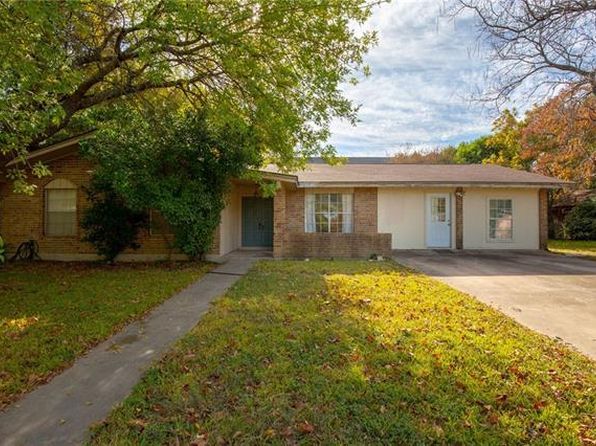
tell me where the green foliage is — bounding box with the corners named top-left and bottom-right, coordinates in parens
top-left (392, 146), bottom-right (456, 164)
top-left (453, 110), bottom-right (529, 169)
top-left (89, 260), bottom-right (596, 445)
top-left (84, 103), bottom-right (260, 259)
top-left (81, 178), bottom-right (147, 263)
top-left (453, 136), bottom-right (495, 164)
top-left (482, 109), bottom-right (528, 169)
top-left (1, 1), bottom-right (377, 192)
top-left (0, 261), bottom-right (212, 409)
top-left (0, 235), bottom-right (5, 265)
top-left (564, 199), bottom-right (596, 241)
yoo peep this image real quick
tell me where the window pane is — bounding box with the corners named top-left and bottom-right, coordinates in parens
top-left (431, 197), bottom-right (446, 222)
top-left (494, 230), bottom-right (512, 240)
top-left (310, 193), bottom-right (352, 233)
top-left (315, 194), bottom-right (328, 212)
top-left (489, 199), bottom-right (512, 240)
top-left (46, 189), bottom-right (77, 236)
top-left (47, 189), bottom-right (76, 212)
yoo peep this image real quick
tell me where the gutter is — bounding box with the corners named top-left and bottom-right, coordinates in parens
top-left (255, 170), bottom-right (299, 184)
top-left (296, 181), bottom-right (571, 189)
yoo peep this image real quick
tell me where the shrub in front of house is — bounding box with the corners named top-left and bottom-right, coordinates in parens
top-left (564, 199), bottom-right (596, 240)
top-left (81, 178), bottom-right (147, 262)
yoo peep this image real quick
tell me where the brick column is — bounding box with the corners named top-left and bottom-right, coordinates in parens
top-left (455, 187), bottom-right (464, 250)
top-left (353, 187), bottom-right (378, 233)
top-left (538, 188), bottom-right (548, 250)
top-left (273, 184), bottom-right (286, 258)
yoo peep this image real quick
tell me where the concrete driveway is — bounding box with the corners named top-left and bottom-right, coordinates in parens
top-left (393, 250), bottom-right (596, 359)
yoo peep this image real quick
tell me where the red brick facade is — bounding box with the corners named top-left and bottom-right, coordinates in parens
top-left (2, 151), bottom-right (554, 260)
top-left (455, 187), bottom-right (463, 250)
top-left (0, 153), bottom-right (217, 261)
top-left (538, 188), bottom-right (548, 250)
top-left (272, 185), bottom-right (392, 258)
top-left (1, 154), bottom-right (391, 261)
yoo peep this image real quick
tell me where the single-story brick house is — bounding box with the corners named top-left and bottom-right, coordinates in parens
top-left (0, 134), bottom-right (568, 261)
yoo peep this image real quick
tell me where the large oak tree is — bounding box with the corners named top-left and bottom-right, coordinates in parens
top-left (0, 0), bottom-right (377, 191)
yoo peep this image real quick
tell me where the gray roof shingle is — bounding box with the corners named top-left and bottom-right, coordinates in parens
top-left (265, 163), bottom-right (569, 188)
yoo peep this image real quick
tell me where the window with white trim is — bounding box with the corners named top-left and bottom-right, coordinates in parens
top-left (305, 193), bottom-right (353, 233)
top-left (488, 199), bottom-right (513, 241)
top-left (44, 179), bottom-right (77, 236)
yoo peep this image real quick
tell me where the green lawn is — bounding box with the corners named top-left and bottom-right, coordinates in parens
top-left (89, 260), bottom-right (595, 445)
top-left (0, 261), bottom-right (212, 409)
top-left (548, 240), bottom-right (596, 259)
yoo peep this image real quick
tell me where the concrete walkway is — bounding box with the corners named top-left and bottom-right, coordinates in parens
top-left (0, 251), bottom-right (264, 446)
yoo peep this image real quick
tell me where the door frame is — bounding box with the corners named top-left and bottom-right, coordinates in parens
top-left (241, 196), bottom-right (274, 248)
top-left (425, 192), bottom-right (452, 248)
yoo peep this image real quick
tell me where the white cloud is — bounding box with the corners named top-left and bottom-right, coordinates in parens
top-left (329, 0), bottom-right (496, 156)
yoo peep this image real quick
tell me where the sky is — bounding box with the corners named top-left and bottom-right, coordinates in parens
top-left (329, 0), bottom-right (495, 156)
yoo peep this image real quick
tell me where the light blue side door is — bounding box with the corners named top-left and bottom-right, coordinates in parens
top-left (426, 193), bottom-right (451, 248)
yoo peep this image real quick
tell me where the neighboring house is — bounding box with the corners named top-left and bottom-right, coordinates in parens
top-left (0, 137), bottom-right (569, 261)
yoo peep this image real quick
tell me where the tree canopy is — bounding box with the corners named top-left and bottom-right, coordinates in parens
top-left (0, 0), bottom-right (377, 192)
top-left (440, 89), bottom-right (595, 191)
top-left (458, 0), bottom-right (595, 104)
top-left (82, 100), bottom-right (260, 258)
top-left (522, 89), bottom-right (595, 189)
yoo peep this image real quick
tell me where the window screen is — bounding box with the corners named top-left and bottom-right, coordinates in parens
top-left (489, 199), bottom-right (513, 240)
top-left (45, 189), bottom-right (77, 236)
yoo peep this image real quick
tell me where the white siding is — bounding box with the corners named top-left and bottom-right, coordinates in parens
top-left (463, 188), bottom-right (539, 249)
top-left (377, 188), bottom-right (455, 249)
top-left (219, 187), bottom-right (243, 255)
top-left (378, 187), bottom-right (540, 250)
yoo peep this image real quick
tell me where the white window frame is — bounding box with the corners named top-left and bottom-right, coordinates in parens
top-left (487, 198), bottom-right (513, 242)
top-left (305, 193), bottom-right (353, 233)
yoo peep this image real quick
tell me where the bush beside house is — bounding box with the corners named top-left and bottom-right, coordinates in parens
top-left (564, 199), bottom-right (596, 240)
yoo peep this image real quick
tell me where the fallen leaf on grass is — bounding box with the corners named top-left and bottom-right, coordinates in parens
top-left (487, 412), bottom-right (499, 425)
top-left (264, 428), bottom-right (276, 439)
top-left (128, 418), bottom-right (147, 429)
top-left (190, 433), bottom-right (207, 446)
top-left (297, 421), bottom-right (315, 434)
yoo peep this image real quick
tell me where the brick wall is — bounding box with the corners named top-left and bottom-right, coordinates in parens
top-left (538, 188), bottom-right (548, 250)
top-left (353, 187), bottom-right (377, 233)
top-left (1, 152), bottom-right (392, 260)
top-left (283, 233), bottom-right (392, 258)
top-left (275, 186), bottom-right (392, 258)
top-left (272, 185), bottom-right (286, 258)
top-left (455, 187), bottom-right (463, 249)
top-left (0, 152), bottom-right (219, 261)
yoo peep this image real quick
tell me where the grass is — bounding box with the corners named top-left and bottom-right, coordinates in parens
top-left (88, 260), bottom-right (595, 445)
top-left (548, 240), bottom-right (596, 259)
top-left (0, 261), bottom-right (212, 409)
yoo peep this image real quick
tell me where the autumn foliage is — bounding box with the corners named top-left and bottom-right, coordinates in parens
top-left (521, 90), bottom-right (595, 190)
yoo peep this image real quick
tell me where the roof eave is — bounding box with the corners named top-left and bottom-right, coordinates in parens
top-left (255, 170), bottom-right (298, 183)
top-left (5, 130), bottom-right (96, 168)
top-left (297, 181), bottom-right (571, 189)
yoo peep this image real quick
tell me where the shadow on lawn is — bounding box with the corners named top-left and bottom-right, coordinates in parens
top-left (89, 261), bottom-right (596, 445)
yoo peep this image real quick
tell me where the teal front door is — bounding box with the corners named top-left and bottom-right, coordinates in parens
top-left (242, 197), bottom-right (273, 247)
